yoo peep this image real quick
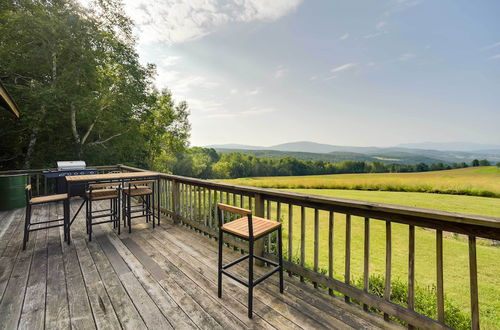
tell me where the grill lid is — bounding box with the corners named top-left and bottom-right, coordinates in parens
top-left (57, 161), bottom-right (86, 171)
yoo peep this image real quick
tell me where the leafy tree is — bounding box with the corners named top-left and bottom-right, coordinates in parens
top-left (415, 163), bottom-right (429, 172)
top-left (0, 0), bottom-right (190, 170)
top-left (471, 159), bottom-right (480, 167)
top-left (478, 159), bottom-right (490, 166)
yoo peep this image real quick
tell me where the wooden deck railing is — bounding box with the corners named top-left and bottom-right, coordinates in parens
top-left (118, 164), bottom-right (500, 330)
top-left (2, 164), bottom-right (499, 329)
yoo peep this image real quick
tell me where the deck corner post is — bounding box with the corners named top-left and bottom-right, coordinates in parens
top-left (254, 193), bottom-right (265, 266)
top-left (172, 180), bottom-right (181, 224)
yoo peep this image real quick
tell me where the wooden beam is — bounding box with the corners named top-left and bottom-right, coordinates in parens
top-left (0, 80), bottom-right (20, 118)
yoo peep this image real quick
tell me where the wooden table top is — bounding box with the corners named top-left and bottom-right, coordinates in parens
top-left (65, 171), bottom-right (158, 182)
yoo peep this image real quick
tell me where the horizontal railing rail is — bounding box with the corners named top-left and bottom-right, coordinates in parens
top-left (4, 164), bottom-right (498, 329)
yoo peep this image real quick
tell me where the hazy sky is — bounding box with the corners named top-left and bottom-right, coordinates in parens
top-left (120, 0), bottom-right (500, 147)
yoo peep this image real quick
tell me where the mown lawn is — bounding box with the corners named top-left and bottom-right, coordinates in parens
top-left (248, 189), bottom-right (500, 328)
top-left (221, 166), bottom-right (500, 197)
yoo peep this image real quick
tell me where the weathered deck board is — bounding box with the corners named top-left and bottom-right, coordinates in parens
top-left (0, 199), bottom-right (397, 329)
top-left (19, 205), bottom-right (48, 330)
top-left (60, 203), bottom-right (96, 330)
top-left (154, 225), bottom-right (352, 329)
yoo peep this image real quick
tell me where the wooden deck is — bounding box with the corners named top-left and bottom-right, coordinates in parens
top-left (0, 199), bottom-right (398, 330)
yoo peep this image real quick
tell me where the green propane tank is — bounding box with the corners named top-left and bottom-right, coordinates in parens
top-left (0, 174), bottom-right (27, 210)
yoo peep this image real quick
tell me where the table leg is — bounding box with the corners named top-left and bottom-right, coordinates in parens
top-left (157, 177), bottom-right (161, 226)
top-left (66, 180), bottom-right (71, 245)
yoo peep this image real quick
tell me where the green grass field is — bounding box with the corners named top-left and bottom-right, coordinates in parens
top-left (222, 166), bottom-right (500, 197)
top-left (255, 190), bottom-right (500, 329)
top-left (218, 168), bottom-right (500, 328)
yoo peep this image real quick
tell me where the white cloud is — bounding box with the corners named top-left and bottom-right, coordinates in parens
top-left (384, 0), bottom-right (422, 17)
top-left (339, 33), bottom-right (349, 40)
top-left (376, 21), bottom-right (387, 30)
top-left (324, 75), bottom-right (337, 81)
top-left (489, 54), bottom-right (500, 60)
top-left (188, 98), bottom-right (225, 112)
top-left (160, 55), bottom-right (181, 67)
top-left (248, 88), bottom-right (261, 96)
top-left (482, 42), bottom-right (500, 51)
top-left (331, 63), bottom-right (357, 73)
top-left (309, 75), bottom-right (318, 81)
top-left (155, 60), bottom-right (219, 93)
top-left (364, 21), bottom-right (388, 39)
top-left (397, 53), bottom-right (416, 61)
top-left (363, 31), bottom-right (387, 39)
top-left (204, 113), bottom-right (238, 119)
top-left (204, 107), bottom-right (276, 119)
top-left (274, 65), bottom-right (288, 79)
top-left (230, 88), bottom-right (238, 94)
top-left (241, 107), bottom-right (276, 115)
top-left (125, 0), bottom-right (303, 44)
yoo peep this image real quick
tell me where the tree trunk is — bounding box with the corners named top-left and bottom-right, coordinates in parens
top-left (23, 105), bottom-right (46, 168)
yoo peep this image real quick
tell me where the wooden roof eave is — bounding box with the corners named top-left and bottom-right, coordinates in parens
top-left (0, 80), bottom-right (20, 118)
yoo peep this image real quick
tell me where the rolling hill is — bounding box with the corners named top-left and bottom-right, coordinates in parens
top-left (206, 141), bottom-right (500, 164)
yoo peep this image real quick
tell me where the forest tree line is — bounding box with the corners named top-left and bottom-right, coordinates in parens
top-left (163, 147), bottom-right (493, 179)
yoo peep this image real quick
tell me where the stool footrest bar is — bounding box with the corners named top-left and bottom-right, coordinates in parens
top-left (222, 255), bottom-right (250, 270)
top-left (253, 266), bottom-right (281, 286)
top-left (254, 255), bottom-right (279, 267)
top-left (221, 269), bottom-right (250, 287)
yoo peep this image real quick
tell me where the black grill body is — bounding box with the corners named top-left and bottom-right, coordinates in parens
top-left (43, 169), bottom-right (98, 195)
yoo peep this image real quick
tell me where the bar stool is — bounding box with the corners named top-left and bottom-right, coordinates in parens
top-left (122, 180), bottom-right (155, 233)
top-left (23, 184), bottom-right (69, 250)
top-left (86, 183), bottom-right (120, 241)
top-left (217, 203), bottom-right (283, 318)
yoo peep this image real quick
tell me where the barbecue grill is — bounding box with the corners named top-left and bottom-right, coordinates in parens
top-left (43, 161), bottom-right (97, 194)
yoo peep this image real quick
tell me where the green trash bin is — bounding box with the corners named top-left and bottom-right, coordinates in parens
top-left (0, 174), bottom-right (28, 210)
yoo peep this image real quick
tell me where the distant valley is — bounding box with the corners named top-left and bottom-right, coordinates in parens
top-left (206, 141), bottom-right (500, 165)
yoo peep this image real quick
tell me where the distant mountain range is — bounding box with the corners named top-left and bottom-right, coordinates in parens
top-left (205, 141), bottom-right (500, 165)
top-left (396, 142), bottom-right (500, 153)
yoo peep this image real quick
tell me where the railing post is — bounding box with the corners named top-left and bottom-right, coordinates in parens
top-left (254, 193), bottom-right (265, 266)
top-left (172, 180), bottom-right (180, 224)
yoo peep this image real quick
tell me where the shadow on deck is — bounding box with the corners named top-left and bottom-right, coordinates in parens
top-left (0, 199), bottom-right (398, 329)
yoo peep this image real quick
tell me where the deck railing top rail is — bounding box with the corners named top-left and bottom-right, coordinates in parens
top-left (118, 164), bottom-right (500, 238)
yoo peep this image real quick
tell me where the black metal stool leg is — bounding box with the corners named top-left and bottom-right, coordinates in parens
top-left (88, 198), bottom-right (93, 241)
top-left (116, 198), bottom-right (121, 235)
top-left (117, 197), bottom-right (121, 235)
top-left (218, 230), bottom-right (223, 298)
top-left (65, 199), bottom-right (71, 245)
top-left (85, 198), bottom-right (89, 234)
top-left (278, 227), bottom-right (284, 293)
top-left (145, 195), bottom-right (149, 223)
top-left (123, 190), bottom-right (127, 228)
top-left (23, 203), bottom-right (31, 250)
top-left (128, 192), bottom-right (132, 233)
top-left (248, 238), bottom-right (254, 319)
top-left (112, 198), bottom-right (116, 228)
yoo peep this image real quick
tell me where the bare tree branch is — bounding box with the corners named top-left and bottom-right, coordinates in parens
top-left (87, 129), bottom-right (128, 147)
top-left (81, 104), bottom-right (109, 145)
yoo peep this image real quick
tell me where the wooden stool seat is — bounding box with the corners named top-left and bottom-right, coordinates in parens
top-left (86, 189), bottom-right (119, 201)
top-left (24, 185), bottom-right (69, 250)
top-left (123, 187), bottom-right (152, 196)
top-left (85, 186), bottom-right (120, 241)
top-left (222, 216), bottom-right (281, 239)
top-left (30, 193), bottom-right (68, 204)
top-left (122, 181), bottom-right (155, 233)
top-left (217, 203), bottom-right (283, 318)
